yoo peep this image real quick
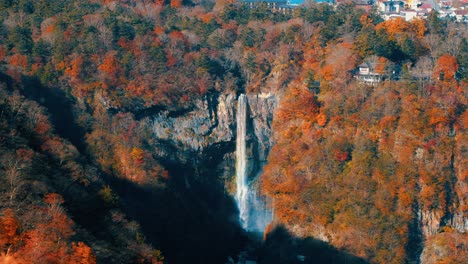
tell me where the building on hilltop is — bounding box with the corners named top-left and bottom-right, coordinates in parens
top-left (454, 9), bottom-right (468, 22)
top-left (242, 0), bottom-right (467, 22)
top-left (241, 0), bottom-right (306, 13)
top-left (354, 62), bottom-right (383, 84)
top-left (406, 0), bottom-right (420, 9)
top-left (243, 0), bottom-right (288, 9)
top-left (241, 0), bottom-right (335, 10)
top-left (379, 0), bottom-right (405, 13)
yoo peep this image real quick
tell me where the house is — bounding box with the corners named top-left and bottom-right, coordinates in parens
top-left (243, 0), bottom-right (288, 10)
top-left (377, 0), bottom-right (406, 20)
top-left (418, 3), bottom-right (434, 12)
top-left (406, 0), bottom-right (421, 9)
top-left (354, 62), bottom-right (382, 84)
top-left (241, 0), bottom-right (318, 11)
top-left (241, 0), bottom-right (304, 14)
top-left (441, 1), bottom-right (452, 8)
top-left (276, 3), bottom-right (295, 14)
top-left (454, 9), bottom-right (468, 22)
top-left (379, 0), bottom-right (405, 13)
top-left (400, 9), bottom-right (418, 20)
top-left (358, 63), bottom-right (371, 75)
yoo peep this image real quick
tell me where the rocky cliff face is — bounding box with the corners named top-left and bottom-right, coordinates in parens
top-left (418, 131), bottom-right (467, 264)
top-left (151, 91), bottom-right (277, 193)
top-left (418, 210), bottom-right (444, 237)
top-left (452, 131), bottom-right (468, 234)
top-left (246, 93), bottom-right (277, 163)
top-left (152, 93), bottom-right (237, 154)
top-left (418, 209), bottom-right (468, 240)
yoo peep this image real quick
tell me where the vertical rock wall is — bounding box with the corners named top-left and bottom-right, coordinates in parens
top-left (150, 92), bottom-right (277, 196)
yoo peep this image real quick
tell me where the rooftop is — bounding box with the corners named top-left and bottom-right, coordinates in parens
top-left (419, 3), bottom-right (433, 9)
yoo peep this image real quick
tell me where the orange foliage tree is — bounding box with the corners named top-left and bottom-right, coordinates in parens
top-left (65, 55), bottom-right (84, 79)
top-left (433, 54), bottom-right (458, 80)
top-left (170, 0), bottom-right (182, 8)
top-left (19, 194), bottom-right (96, 263)
top-left (0, 196), bottom-right (96, 264)
top-left (410, 18), bottom-right (427, 39)
top-left (67, 242), bottom-right (97, 264)
top-left (9, 54), bottom-right (28, 69)
top-left (0, 209), bottom-right (20, 253)
top-left (376, 17), bottom-right (411, 39)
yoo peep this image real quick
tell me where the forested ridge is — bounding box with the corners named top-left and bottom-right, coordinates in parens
top-left (0, 0), bottom-right (466, 263)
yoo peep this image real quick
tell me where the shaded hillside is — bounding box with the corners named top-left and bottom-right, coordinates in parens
top-left (258, 225), bottom-right (369, 264)
top-left (0, 78), bottom-right (163, 263)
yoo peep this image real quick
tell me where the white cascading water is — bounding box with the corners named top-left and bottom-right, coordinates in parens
top-left (236, 94), bottom-right (249, 229)
top-left (236, 94), bottom-right (272, 233)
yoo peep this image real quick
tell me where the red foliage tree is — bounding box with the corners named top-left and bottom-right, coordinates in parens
top-left (67, 242), bottom-right (96, 264)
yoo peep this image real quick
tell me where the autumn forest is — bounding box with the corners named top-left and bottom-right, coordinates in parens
top-left (0, 0), bottom-right (466, 263)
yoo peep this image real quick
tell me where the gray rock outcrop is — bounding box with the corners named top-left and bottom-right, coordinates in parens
top-left (150, 92), bottom-right (278, 193)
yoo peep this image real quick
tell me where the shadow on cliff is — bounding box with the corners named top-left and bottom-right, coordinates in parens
top-left (254, 225), bottom-right (369, 264)
top-left (0, 73), bottom-right (87, 152)
top-left (0, 72), bottom-right (247, 263)
top-left (109, 158), bottom-right (248, 264)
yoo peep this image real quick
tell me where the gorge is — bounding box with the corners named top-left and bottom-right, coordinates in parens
top-left (152, 92), bottom-right (277, 227)
top-left (149, 91), bottom-right (278, 261)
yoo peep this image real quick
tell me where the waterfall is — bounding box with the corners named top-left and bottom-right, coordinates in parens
top-left (236, 94), bottom-right (272, 233)
top-left (236, 94), bottom-right (249, 229)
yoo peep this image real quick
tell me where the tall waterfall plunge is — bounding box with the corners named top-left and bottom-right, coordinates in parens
top-left (236, 94), bottom-right (249, 228)
top-left (236, 94), bottom-right (272, 233)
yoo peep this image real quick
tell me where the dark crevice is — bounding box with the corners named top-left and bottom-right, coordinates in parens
top-left (131, 105), bottom-right (194, 120)
top-left (407, 203), bottom-right (423, 264)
